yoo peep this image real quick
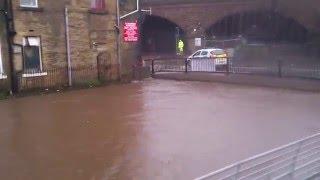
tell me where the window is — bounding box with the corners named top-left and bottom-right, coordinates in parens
top-left (20, 0), bottom-right (38, 8)
top-left (201, 51), bottom-right (208, 56)
top-left (23, 37), bottom-right (42, 72)
top-left (91, 0), bottom-right (106, 11)
top-left (193, 51), bottom-right (201, 57)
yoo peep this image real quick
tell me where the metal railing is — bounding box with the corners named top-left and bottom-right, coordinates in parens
top-left (145, 58), bottom-right (320, 80)
top-left (144, 57), bottom-right (230, 74)
top-left (195, 133), bottom-right (320, 180)
top-left (15, 65), bottom-right (120, 92)
top-left (144, 57), bottom-right (188, 74)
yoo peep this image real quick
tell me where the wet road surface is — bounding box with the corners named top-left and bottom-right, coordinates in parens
top-left (0, 79), bottom-right (320, 180)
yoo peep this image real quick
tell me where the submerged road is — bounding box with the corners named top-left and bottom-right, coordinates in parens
top-left (0, 79), bottom-right (320, 180)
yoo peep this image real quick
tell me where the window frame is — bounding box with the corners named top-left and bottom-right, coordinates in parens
top-left (20, 0), bottom-right (38, 8)
top-left (22, 36), bottom-right (43, 73)
top-left (193, 51), bottom-right (202, 57)
top-left (90, 0), bottom-right (106, 12)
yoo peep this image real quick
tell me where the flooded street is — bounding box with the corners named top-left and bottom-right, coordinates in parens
top-left (1, 79), bottom-right (320, 180)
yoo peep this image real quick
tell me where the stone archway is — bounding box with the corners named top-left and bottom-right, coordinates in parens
top-left (140, 15), bottom-right (186, 56)
top-left (204, 10), bottom-right (320, 67)
top-left (205, 11), bottom-right (309, 44)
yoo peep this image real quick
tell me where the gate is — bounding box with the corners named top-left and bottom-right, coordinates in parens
top-left (97, 52), bottom-right (119, 82)
top-left (144, 57), bottom-right (230, 74)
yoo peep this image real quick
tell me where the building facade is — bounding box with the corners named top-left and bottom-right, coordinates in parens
top-left (0, 0), bottom-right (125, 92)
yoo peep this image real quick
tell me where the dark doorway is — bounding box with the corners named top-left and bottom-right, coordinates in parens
top-left (141, 15), bottom-right (185, 55)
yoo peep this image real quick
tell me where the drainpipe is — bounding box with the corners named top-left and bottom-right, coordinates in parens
top-left (3, 0), bottom-right (16, 94)
top-left (64, 7), bottom-right (72, 86)
top-left (116, 0), bottom-right (122, 79)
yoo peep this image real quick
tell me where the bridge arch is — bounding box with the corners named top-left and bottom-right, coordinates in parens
top-left (205, 10), bottom-right (309, 44)
top-left (140, 15), bottom-right (186, 55)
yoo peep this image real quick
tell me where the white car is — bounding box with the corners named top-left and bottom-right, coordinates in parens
top-left (187, 48), bottom-right (228, 72)
top-left (187, 48), bottom-right (227, 61)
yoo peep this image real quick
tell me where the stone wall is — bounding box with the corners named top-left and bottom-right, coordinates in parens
top-left (276, 0), bottom-right (320, 32)
top-left (10, 0), bottom-right (121, 90)
top-left (142, 0), bottom-right (320, 53)
top-left (144, 0), bottom-right (270, 53)
top-left (119, 3), bottom-right (141, 81)
top-left (12, 0), bottom-right (69, 69)
top-left (143, 0), bottom-right (320, 31)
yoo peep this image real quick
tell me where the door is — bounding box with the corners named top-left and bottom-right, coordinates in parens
top-left (191, 50), bottom-right (215, 72)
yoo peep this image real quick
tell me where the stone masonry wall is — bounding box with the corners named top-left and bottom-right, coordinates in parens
top-left (67, 8), bottom-right (94, 67)
top-left (143, 0), bottom-right (320, 53)
top-left (12, 0), bottom-right (69, 69)
top-left (120, 15), bottom-right (140, 81)
top-left (11, 0), bottom-right (120, 90)
top-left (145, 0), bottom-right (271, 53)
top-left (67, 0), bottom-right (119, 82)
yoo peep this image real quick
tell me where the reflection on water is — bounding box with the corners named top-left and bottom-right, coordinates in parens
top-left (0, 79), bottom-right (320, 180)
top-left (1, 84), bottom-right (146, 180)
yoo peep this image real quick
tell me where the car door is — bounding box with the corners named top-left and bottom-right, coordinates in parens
top-left (190, 50), bottom-right (202, 71)
top-left (200, 50), bottom-right (214, 72)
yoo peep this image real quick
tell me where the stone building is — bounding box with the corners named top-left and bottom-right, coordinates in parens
top-left (0, 0), bottom-right (124, 92)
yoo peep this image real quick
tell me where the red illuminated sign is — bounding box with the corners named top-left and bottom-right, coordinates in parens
top-left (124, 22), bottom-right (138, 42)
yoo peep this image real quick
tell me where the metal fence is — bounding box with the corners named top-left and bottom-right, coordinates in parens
top-left (144, 57), bottom-right (229, 74)
top-left (15, 65), bottom-right (120, 92)
top-left (145, 58), bottom-right (320, 80)
top-left (144, 57), bottom-right (188, 73)
top-left (17, 68), bottom-right (69, 91)
top-left (195, 133), bottom-right (320, 180)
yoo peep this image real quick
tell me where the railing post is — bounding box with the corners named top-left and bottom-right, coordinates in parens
top-left (151, 60), bottom-right (155, 75)
top-left (185, 58), bottom-right (188, 73)
top-left (233, 164), bottom-right (241, 180)
top-left (289, 142), bottom-right (303, 178)
top-left (227, 57), bottom-right (230, 75)
top-left (278, 60), bottom-right (282, 78)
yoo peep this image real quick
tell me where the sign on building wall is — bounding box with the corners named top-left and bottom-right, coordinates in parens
top-left (195, 38), bottom-right (202, 47)
top-left (124, 22), bottom-right (138, 42)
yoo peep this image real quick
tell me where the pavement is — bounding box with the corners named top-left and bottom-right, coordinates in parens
top-left (153, 72), bottom-right (320, 91)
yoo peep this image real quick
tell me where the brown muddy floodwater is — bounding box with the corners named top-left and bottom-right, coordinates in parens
top-left (0, 79), bottom-right (320, 180)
